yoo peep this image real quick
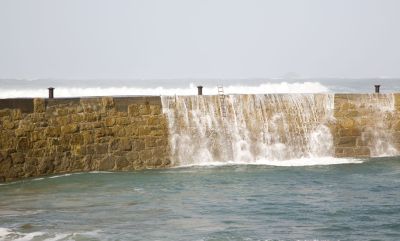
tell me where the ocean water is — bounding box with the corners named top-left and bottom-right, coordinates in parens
top-left (1, 156), bottom-right (400, 241)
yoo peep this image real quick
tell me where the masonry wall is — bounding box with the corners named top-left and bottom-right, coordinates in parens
top-left (1, 94), bottom-right (400, 182)
top-left (332, 93), bottom-right (400, 158)
top-left (0, 97), bottom-right (170, 182)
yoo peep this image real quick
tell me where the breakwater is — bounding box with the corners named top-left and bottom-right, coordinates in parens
top-left (0, 97), bottom-right (170, 181)
top-left (1, 94), bottom-right (400, 181)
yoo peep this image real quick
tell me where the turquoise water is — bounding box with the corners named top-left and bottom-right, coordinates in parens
top-left (1, 157), bottom-right (400, 241)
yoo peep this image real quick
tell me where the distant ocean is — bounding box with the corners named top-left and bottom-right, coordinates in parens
top-left (0, 78), bottom-right (399, 98)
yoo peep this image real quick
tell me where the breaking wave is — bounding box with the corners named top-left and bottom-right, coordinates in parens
top-left (0, 82), bottom-right (328, 98)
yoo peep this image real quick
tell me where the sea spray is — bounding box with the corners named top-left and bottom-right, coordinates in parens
top-left (355, 94), bottom-right (399, 157)
top-left (0, 82), bottom-right (328, 98)
top-left (161, 94), bottom-right (335, 166)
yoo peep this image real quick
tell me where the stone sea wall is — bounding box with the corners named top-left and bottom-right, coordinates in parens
top-left (0, 94), bottom-right (400, 181)
top-left (332, 93), bottom-right (400, 158)
top-left (0, 97), bottom-right (170, 182)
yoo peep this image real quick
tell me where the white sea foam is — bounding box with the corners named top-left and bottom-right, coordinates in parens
top-left (178, 157), bottom-right (364, 167)
top-left (0, 228), bottom-right (102, 241)
top-left (49, 174), bottom-right (72, 179)
top-left (0, 82), bottom-right (329, 98)
top-left (89, 171), bottom-right (113, 174)
top-left (42, 234), bottom-right (70, 241)
top-left (0, 228), bottom-right (11, 240)
top-left (0, 228), bottom-right (45, 241)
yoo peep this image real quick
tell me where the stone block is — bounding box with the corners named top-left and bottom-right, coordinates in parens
top-left (70, 133), bottom-right (84, 145)
top-left (125, 126), bottom-right (138, 136)
top-left (145, 137), bottom-right (157, 148)
top-left (30, 131), bottom-right (43, 142)
top-left (139, 104), bottom-right (150, 115)
top-left (339, 118), bottom-right (355, 129)
top-left (394, 93), bottom-right (400, 109)
top-left (95, 128), bottom-right (113, 138)
top-left (128, 104), bottom-right (140, 116)
top-left (83, 131), bottom-right (94, 144)
top-left (33, 98), bottom-right (45, 113)
top-left (354, 147), bottom-right (370, 157)
top-left (334, 147), bottom-right (354, 157)
top-left (337, 136), bottom-right (357, 147)
top-left (147, 116), bottom-right (160, 126)
top-left (85, 113), bottom-right (100, 122)
top-left (126, 151), bottom-right (139, 162)
top-left (392, 132), bottom-right (400, 142)
top-left (45, 127), bottom-right (61, 140)
top-left (102, 97), bottom-right (114, 110)
top-left (98, 155), bottom-right (115, 171)
top-left (393, 120), bottom-right (400, 131)
top-left (105, 117), bottom-right (116, 127)
top-left (85, 145), bottom-right (95, 155)
top-left (109, 139), bottom-right (119, 151)
top-left (71, 145), bottom-right (84, 156)
top-left (56, 108), bottom-right (69, 116)
top-left (16, 137), bottom-right (29, 151)
top-left (119, 138), bottom-right (132, 151)
top-left (339, 128), bottom-right (361, 137)
top-left (72, 114), bottom-right (84, 123)
top-left (57, 115), bottom-right (72, 126)
top-left (33, 140), bottom-right (47, 149)
top-left (156, 138), bottom-right (168, 147)
top-left (139, 149), bottom-right (153, 161)
top-left (23, 158), bottom-right (38, 177)
top-left (61, 124), bottom-right (79, 134)
top-left (11, 153), bottom-right (25, 164)
top-left (356, 137), bottom-right (368, 147)
top-left (151, 129), bottom-right (167, 137)
top-left (115, 156), bottom-right (129, 170)
top-left (132, 139), bottom-right (145, 151)
top-left (138, 126), bottom-right (151, 136)
top-left (92, 122), bottom-right (103, 128)
top-left (0, 109), bottom-right (11, 117)
top-left (116, 117), bottom-right (130, 126)
top-left (38, 158), bottom-right (55, 174)
top-left (19, 121), bottom-right (34, 132)
top-left (11, 110), bottom-right (22, 120)
top-left (2, 119), bottom-right (15, 129)
top-left (112, 126), bottom-right (126, 137)
top-left (150, 105), bottom-right (162, 115)
top-left (95, 143), bottom-right (109, 155)
top-left (345, 110), bottom-right (359, 118)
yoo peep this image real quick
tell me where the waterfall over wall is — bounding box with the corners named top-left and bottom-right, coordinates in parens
top-left (161, 94), bottom-right (335, 166)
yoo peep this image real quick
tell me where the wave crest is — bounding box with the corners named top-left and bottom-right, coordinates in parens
top-left (0, 82), bottom-right (328, 98)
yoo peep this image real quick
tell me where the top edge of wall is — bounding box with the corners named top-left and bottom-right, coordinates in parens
top-left (0, 96), bottom-right (162, 113)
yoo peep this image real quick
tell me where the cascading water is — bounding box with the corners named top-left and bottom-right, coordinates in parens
top-left (356, 94), bottom-right (399, 157)
top-left (161, 94), bottom-right (335, 166)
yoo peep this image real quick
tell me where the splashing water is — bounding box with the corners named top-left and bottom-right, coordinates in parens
top-left (0, 82), bottom-right (328, 98)
top-left (356, 94), bottom-right (399, 157)
top-left (162, 94), bottom-right (336, 166)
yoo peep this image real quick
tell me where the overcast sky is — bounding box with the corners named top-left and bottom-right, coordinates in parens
top-left (0, 0), bottom-right (399, 80)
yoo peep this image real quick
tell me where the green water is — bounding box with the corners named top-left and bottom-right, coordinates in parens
top-left (1, 157), bottom-right (400, 241)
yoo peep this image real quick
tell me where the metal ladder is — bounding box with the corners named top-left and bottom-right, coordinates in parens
top-left (217, 85), bottom-right (233, 160)
top-left (218, 85), bottom-right (227, 118)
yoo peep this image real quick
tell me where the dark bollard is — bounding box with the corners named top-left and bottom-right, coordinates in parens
top-left (197, 86), bottom-right (203, 95)
top-left (48, 87), bottom-right (55, 99)
top-left (374, 85), bottom-right (380, 94)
